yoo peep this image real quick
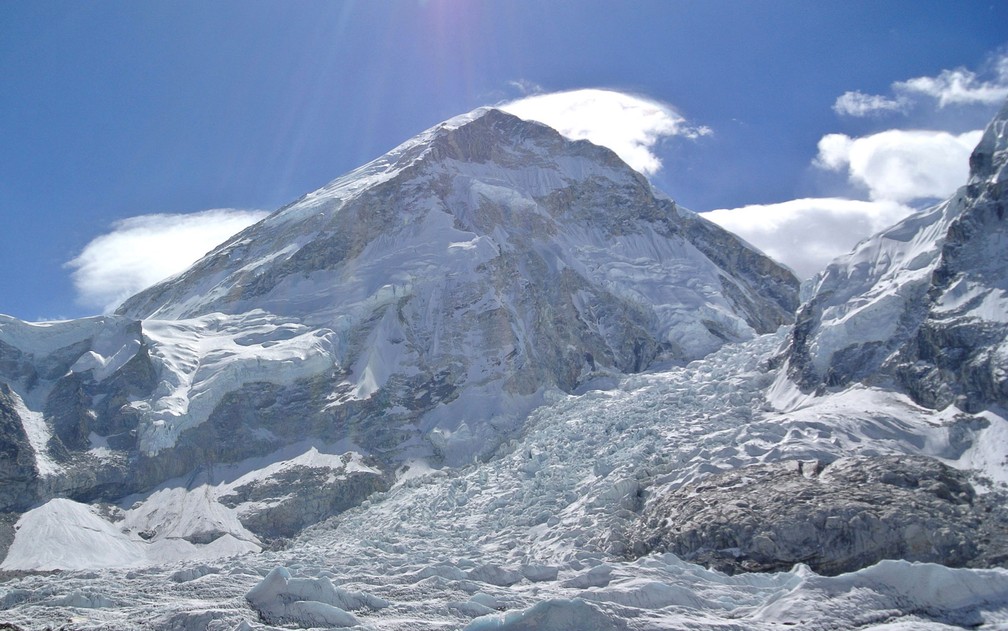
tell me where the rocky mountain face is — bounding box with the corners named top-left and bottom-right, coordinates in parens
top-left (785, 100), bottom-right (1008, 412)
top-left (620, 99), bottom-right (1008, 581)
top-left (0, 108), bottom-right (798, 546)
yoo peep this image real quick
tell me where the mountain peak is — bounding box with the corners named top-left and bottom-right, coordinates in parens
top-left (118, 107), bottom-right (780, 324)
top-left (423, 107), bottom-right (628, 170)
top-left (968, 99), bottom-right (1008, 183)
top-left (108, 108), bottom-right (798, 465)
top-left (785, 98), bottom-right (1008, 412)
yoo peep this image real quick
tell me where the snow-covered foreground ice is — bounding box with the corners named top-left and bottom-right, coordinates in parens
top-left (3, 331), bottom-right (1007, 629)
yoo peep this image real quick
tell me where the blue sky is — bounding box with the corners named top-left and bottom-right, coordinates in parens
top-left (2, 1), bottom-right (1006, 320)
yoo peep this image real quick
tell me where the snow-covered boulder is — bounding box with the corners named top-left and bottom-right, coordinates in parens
top-left (245, 566), bottom-right (387, 628)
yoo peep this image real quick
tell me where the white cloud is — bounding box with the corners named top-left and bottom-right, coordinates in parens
top-left (737, 55), bottom-right (1005, 278)
top-left (500, 88), bottom-right (710, 176)
top-left (66, 208), bottom-right (268, 314)
top-left (702, 198), bottom-right (915, 279)
top-left (895, 66), bottom-right (1008, 108)
top-left (834, 52), bottom-right (1008, 116)
top-left (832, 91), bottom-right (909, 117)
top-left (815, 129), bottom-right (982, 203)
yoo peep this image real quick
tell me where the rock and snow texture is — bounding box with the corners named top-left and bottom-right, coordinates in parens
top-left (0, 315), bottom-right (150, 510)
top-left (0, 443), bottom-right (383, 572)
top-left (786, 99), bottom-right (1008, 412)
top-left (633, 454), bottom-right (1008, 576)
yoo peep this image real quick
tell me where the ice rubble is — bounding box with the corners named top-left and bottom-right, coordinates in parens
top-left (2, 331), bottom-right (1006, 629)
top-left (245, 566), bottom-right (388, 627)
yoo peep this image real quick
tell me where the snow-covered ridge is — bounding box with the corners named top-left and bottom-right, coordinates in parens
top-left (134, 312), bottom-right (336, 455)
top-left (0, 314), bottom-right (140, 376)
top-left (785, 98), bottom-right (1008, 412)
top-left (793, 196), bottom-right (960, 379)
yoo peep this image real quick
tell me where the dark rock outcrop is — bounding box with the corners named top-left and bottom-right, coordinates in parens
top-left (631, 455), bottom-right (1008, 575)
top-left (0, 385), bottom-right (38, 513)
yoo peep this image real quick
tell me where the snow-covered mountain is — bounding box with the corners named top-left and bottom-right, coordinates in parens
top-left (115, 110), bottom-right (797, 457)
top-left (785, 100), bottom-right (1008, 412)
top-left (0, 108), bottom-right (797, 543)
top-left (2, 104), bottom-right (1008, 630)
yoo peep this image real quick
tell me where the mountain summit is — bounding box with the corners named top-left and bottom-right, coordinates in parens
top-left (121, 108), bottom-right (796, 333)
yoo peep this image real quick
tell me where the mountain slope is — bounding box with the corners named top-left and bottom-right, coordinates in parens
top-left (785, 100), bottom-right (1008, 412)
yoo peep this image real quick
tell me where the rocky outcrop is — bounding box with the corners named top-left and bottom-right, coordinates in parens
top-left (630, 455), bottom-right (1008, 575)
top-left (220, 463), bottom-right (388, 539)
top-left (0, 385), bottom-right (38, 513)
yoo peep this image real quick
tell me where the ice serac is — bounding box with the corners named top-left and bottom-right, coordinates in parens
top-left (117, 107), bottom-right (797, 465)
top-left (786, 99), bottom-right (1008, 411)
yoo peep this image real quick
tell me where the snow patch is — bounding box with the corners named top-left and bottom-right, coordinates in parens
top-left (6, 388), bottom-right (60, 477)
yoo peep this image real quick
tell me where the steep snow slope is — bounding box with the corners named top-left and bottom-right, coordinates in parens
top-left (786, 100), bottom-right (1008, 412)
